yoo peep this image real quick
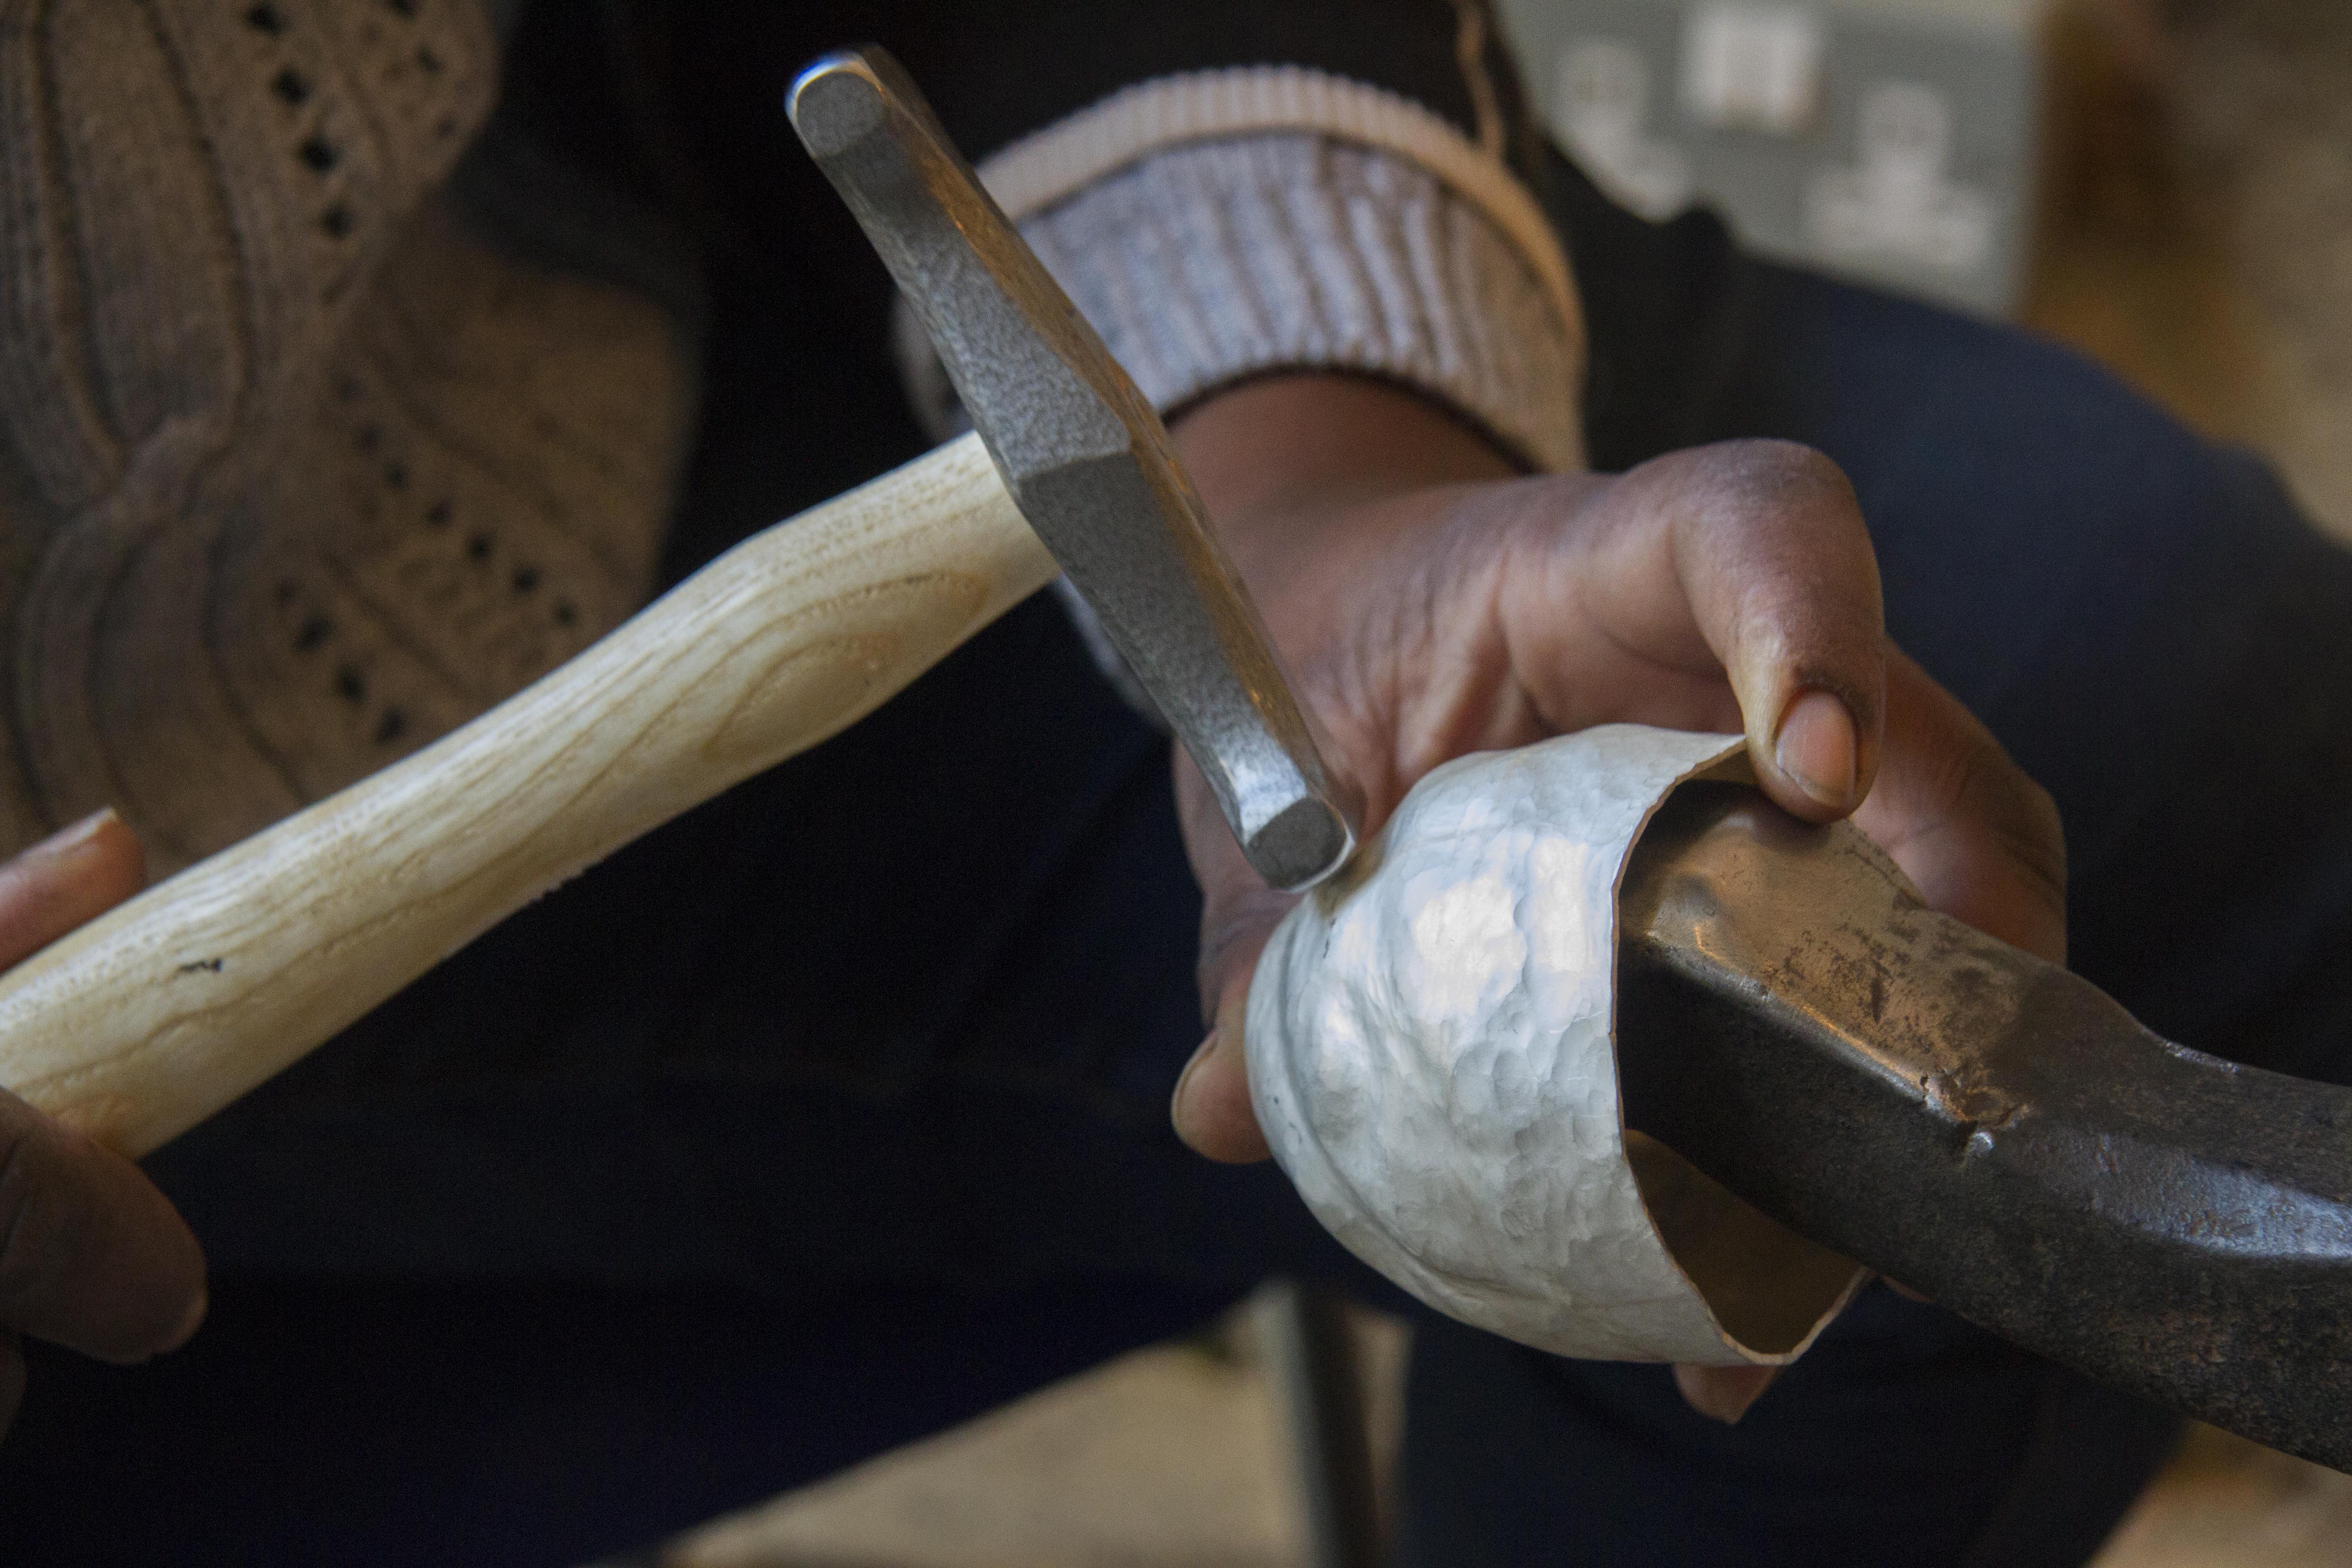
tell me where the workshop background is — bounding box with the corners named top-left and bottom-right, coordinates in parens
top-left (633, 0), bottom-right (2352, 1563)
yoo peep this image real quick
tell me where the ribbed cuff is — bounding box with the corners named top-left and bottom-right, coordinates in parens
top-left (973, 65), bottom-right (1587, 474)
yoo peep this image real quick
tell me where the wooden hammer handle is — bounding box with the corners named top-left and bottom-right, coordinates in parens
top-left (0, 434), bottom-right (1053, 1156)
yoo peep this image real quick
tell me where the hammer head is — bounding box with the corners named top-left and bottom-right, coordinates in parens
top-left (788, 48), bottom-right (1360, 893)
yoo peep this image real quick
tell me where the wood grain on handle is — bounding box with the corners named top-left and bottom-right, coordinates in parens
top-left (0, 433), bottom-right (1054, 1156)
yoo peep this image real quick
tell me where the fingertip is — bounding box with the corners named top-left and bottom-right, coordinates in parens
top-left (1170, 1012), bottom-right (1273, 1165)
top-left (22, 808), bottom-right (144, 891)
top-left (162, 1281), bottom-right (208, 1355)
top-left (1171, 1031), bottom-right (1218, 1137)
top-left (1767, 689), bottom-right (1861, 819)
top-left (83, 811), bottom-right (147, 904)
top-left (0, 808), bottom-right (147, 968)
top-left (1673, 1362), bottom-right (1780, 1424)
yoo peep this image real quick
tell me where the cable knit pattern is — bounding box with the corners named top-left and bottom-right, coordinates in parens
top-left (1013, 132), bottom-right (1583, 472)
top-left (0, 0), bottom-right (688, 869)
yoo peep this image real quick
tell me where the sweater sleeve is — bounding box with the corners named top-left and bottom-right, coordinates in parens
top-left (968, 69), bottom-right (1585, 472)
top-left (602, 1), bottom-right (1588, 469)
top-left (873, 11), bottom-right (1589, 474)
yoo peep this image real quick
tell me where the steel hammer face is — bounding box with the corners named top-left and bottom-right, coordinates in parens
top-left (787, 48), bottom-right (1361, 893)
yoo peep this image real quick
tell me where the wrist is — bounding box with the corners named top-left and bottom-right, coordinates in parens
top-left (1171, 374), bottom-right (1523, 564)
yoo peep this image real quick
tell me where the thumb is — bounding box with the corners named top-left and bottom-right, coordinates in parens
top-left (1171, 751), bottom-right (1297, 1163)
top-left (0, 808), bottom-right (146, 968)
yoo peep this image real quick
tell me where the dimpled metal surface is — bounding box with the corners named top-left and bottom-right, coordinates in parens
top-left (1246, 725), bottom-right (1843, 1364)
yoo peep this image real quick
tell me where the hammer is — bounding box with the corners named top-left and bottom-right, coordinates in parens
top-left (1, 48), bottom-right (2347, 1469)
top-left (0, 50), bottom-right (1354, 1164)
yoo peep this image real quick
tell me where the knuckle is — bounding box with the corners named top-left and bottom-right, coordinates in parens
top-left (1664, 443), bottom-right (1878, 618)
top-left (1696, 439), bottom-right (1858, 514)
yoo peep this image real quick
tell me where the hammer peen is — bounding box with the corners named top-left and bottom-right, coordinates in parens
top-left (0, 47), bottom-right (2345, 1470)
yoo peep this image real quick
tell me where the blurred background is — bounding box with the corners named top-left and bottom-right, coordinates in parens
top-left (1510, 0), bottom-right (2350, 540)
top-left (634, 1), bottom-right (2352, 1563)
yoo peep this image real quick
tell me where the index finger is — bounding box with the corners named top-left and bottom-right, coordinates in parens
top-left (1503, 440), bottom-right (1888, 824)
top-left (0, 1098), bottom-right (206, 1362)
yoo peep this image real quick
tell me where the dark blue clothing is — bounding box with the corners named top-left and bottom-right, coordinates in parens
top-left (1387, 158), bottom-right (2352, 1568)
top-left (5, 8), bottom-right (2349, 1564)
